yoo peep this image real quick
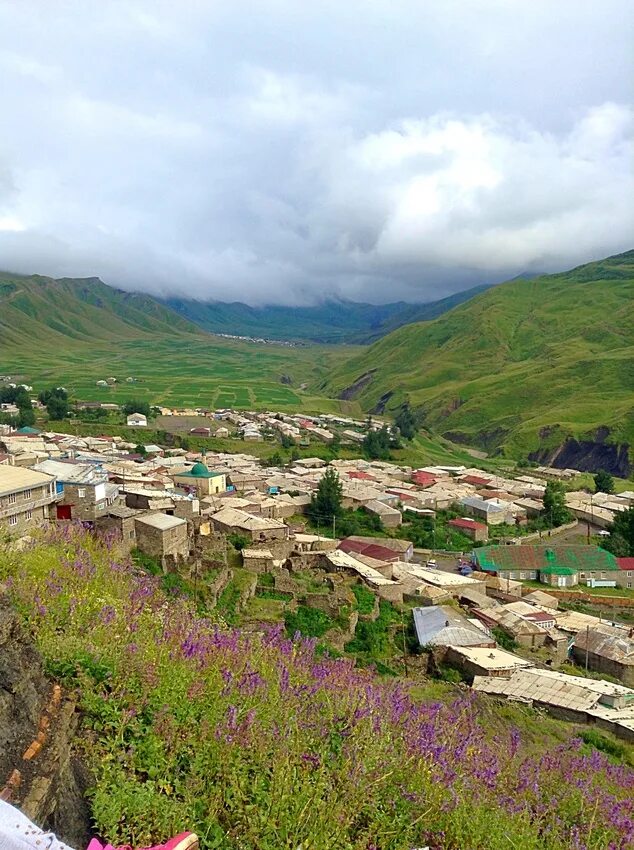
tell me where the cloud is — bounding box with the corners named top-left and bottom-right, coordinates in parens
top-left (0, 0), bottom-right (632, 305)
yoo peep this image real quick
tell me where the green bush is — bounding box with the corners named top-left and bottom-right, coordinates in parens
top-left (284, 605), bottom-right (334, 638)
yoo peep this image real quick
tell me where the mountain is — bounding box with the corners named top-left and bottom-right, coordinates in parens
top-left (321, 251), bottom-right (634, 472)
top-left (0, 272), bottom-right (202, 349)
top-left (162, 283), bottom-right (493, 344)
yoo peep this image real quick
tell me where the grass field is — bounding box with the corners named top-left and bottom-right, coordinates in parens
top-left (1, 336), bottom-right (360, 414)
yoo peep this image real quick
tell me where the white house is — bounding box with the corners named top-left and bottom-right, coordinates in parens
top-left (127, 412), bottom-right (148, 427)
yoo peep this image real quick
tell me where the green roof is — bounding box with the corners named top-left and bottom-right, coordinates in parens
top-left (473, 544), bottom-right (618, 573)
top-left (179, 462), bottom-right (221, 479)
top-left (540, 566), bottom-right (578, 576)
top-left (15, 426), bottom-right (41, 435)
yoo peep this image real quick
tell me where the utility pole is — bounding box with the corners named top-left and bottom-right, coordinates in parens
top-left (332, 514), bottom-right (336, 539)
top-left (585, 624), bottom-right (590, 672)
top-left (401, 610), bottom-right (409, 677)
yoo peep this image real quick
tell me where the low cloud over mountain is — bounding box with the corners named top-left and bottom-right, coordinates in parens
top-left (0, 0), bottom-right (632, 305)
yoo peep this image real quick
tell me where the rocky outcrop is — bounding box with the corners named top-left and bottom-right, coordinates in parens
top-left (0, 600), bottom-right (91, 847)
top-left (529, 438), bottom-right (631, 477)
top-left (338, 370), bottom-right (376, 401)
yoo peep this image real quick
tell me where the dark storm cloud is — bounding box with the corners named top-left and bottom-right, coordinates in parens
top-left (0, 0), bottom-right (632, 305)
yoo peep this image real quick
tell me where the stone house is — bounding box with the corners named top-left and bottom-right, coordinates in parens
top-left (572, 627), bottom-right (634, 686)
top-left (94, 505), bottom-right (138, 553)
top-left (0, 465), bottom-right (58, 535)
top-left (34, 460), bottom-right (119, 523)
top-left (210, 507), bottom-right (290, 542)
top-left (363, 499), bottom-right (402, 528)
top-left (134, 513), bottom-right (190, 564)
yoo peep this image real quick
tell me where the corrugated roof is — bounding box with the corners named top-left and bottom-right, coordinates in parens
top-left (413, 606), bottom-right (489, 647)
top-left (573, 627), bottom-right (634, 664)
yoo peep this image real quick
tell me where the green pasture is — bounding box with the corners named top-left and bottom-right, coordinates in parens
top-left (0, 336), bottom-right (354, 413)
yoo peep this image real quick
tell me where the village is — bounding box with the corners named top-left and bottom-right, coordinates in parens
top-left (1, 405), bottom-right (634, 743)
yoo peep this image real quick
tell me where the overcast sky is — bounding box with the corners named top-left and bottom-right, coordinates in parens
top-left (0, 1), bottom-right (632, 306)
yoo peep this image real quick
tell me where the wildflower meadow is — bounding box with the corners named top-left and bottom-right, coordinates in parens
top-left (2, 526), bottom-right (633, 850)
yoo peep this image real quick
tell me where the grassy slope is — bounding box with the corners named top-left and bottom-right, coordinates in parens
top-left (322, 251), bottom-right (634, 457)
top-left (0, 271), bottom-right (350, 411)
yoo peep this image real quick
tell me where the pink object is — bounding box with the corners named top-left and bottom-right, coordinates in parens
top-left (87, 832), bottom-right (198, 850)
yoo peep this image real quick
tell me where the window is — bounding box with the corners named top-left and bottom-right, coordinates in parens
top-left (23, 489), bottom-right (32, 499)
top-left (628, 582), bottom-right (632, 589)
top-left (8, 493), bottom-right (16, 505)
top-left (628, 571), bottom-right (632, 578)
top-left (25, 510), bottom-right (32, 520)
top-left (9, 515), bottom-right (17, 526)
top-left (78, 488), bottom-right (86, 498)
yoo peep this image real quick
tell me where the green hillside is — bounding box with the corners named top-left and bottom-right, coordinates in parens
top-left (0, 271), bottom-right (200, 346)
top-left (163, 283), bottom-right (492, 344)
top-left (0, 271), bottom-right (350, 413)
top-left (321, 251), bottom-right (634, 466)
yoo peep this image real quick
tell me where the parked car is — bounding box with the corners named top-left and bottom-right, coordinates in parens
top-left (426, 559), bottom-right (437, 568)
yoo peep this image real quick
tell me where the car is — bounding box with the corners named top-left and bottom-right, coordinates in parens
top-left (426, 559), bottom-right (437, 568)
top-left (597, 530), bottom-right (611, 537)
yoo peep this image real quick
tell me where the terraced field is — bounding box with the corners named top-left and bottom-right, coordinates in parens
top-left (2, 336), bottom-right (352, 413)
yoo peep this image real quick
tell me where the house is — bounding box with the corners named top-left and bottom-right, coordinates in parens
top-left (448, 517), bottom-right (488, 542)
top-left (363, 499), bottom-right (402, 528)
top-left (127, 412), bottom-right (148, 427)
top-left (445, 646), bottom-right (533, 679)
top-left (616, 558), bottom-right (634, 590)
top-left (572, 626), bottom-right (634, 687)
top-left (94, 505), bottom-right (138, 554)
top-left (190, 427), bottom-right (211, 437)
top-left (472, 544), bottom-right (619, 586)
top-left (460, 496), bottom-right (517, 526)
top-left (215, 427), bottom-right (230, 439)
top-left (344, 535), bottom-right (414, 561)
top-left (473, 668), bottom-right (634, 729)
top-left (524, 589), bottom-right (559, 609)
top-left (210, 507), bottom-right (290, 542)
top-left (134, 513), bottom-right (189, 565)
top-left (241, 548), bottom-right (276, 573)
top-left (173, 461), bottom-right (227, 497)
top-left (0, 465), bottom-right (58, 534)
top-left (34, 459), bottom-right (119, 523)
top-left (412, 605), bottom-right (494, 649)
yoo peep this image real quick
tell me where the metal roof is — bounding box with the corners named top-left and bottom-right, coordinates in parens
top-left (473, 544), bottom-right (619, 572)
top-left (0, 465), bottom-right (55, 496)
top-left (412, 606), bottom-right (489, 648)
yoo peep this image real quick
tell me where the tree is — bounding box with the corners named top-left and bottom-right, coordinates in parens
top-left (122, 400), bottom-right (151, 417)
top-left (265, 451), bottom-right (285, 467)
top-left (594, 470), bottom-right (615, 494)
top-left (46, 395), bottom-right (69, 420)
top-left (542, 481), bottom-right (571, 528)
top-left (280, 433), bottom-right (295, 449)
top-left (17, 407), bottom-right (35, 428)
top-left (134, 444), bottom-right (148, 456)
top-left (394, 406), bottom-right (418, 440)
top-left (363, 425), bottom-right (392, 460)
top-left (605, 507), bottom-right (634, 557)
top-left (308, 467), bottom-right (343, 526)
